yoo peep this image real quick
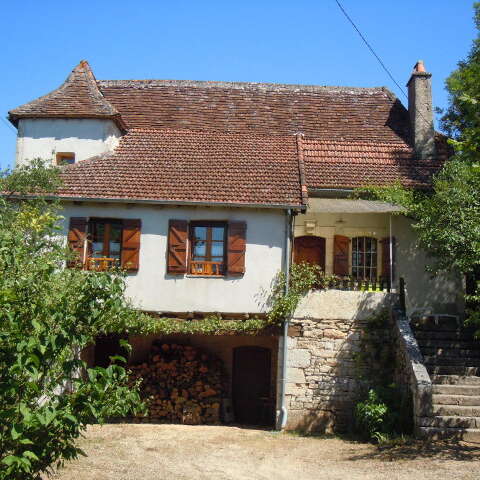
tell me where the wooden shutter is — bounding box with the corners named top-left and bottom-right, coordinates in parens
top-left (67, 217), bottom-right (87, 268)
top-left (381, 236), bottom-right (396, 281)
top-left (167, 220), bottom-right (188, 274)
top-left (227, 221), bottom-right (247, 276)
top-left (121, 219), bottom-right (141, 272)
top-left (333, 235), bottom-right (349, 276)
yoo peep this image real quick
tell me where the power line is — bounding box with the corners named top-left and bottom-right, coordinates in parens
top-left (334, 0), bottom-right (408, 100)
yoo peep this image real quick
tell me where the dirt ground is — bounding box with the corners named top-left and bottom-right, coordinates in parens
top-left (48, 424), bottom-right (480, 480)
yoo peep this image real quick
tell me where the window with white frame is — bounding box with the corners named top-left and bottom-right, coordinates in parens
top-left (351, 236), bottom-right (377, 280)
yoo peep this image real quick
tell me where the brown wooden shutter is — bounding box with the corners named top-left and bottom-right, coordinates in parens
top-left (167, 220), bottom-right (188, 274)
top-left (381, 236), bottom-right (396, 281)
top-left (333, 235), bottom-right (349, 276)
top-left (227, 221), bottom-right (247, 276)
top-left (121, 219), bottom-right (141, 272)
top-left (67, 217), bottom-right (87, 268)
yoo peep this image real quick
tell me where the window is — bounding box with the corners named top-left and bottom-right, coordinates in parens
top-left (88, 219), bottom-right (123, 270)
top-left (167, 219), bottom-right (246, 276)
top-left (56, 152), bottom-right (75, 165)
top-left (352, 237), bottom-right (378, 280)
top-left (67, 217), bottom-right (141, 272)
top-left (189, 222), bottom-right (227, 275)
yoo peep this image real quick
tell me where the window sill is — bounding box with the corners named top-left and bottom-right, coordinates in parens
top-left (185, 274), bottom-right (226, 279)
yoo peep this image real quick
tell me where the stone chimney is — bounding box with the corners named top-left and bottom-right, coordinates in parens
top-left (406, 60), bottom-right (435, 160)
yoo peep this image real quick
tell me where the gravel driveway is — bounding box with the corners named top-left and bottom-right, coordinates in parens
top-left (49, 424), bottom-right (480, 480)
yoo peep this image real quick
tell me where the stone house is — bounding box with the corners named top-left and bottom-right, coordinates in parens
top-left (7, 60), bottom-right (461, 432)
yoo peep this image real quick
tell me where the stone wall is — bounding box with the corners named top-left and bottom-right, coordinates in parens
top-left (284, 290), bottom-right (394, 433)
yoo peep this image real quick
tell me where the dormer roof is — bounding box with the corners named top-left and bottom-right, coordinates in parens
top-left (8, 60), bottom-right (126, 131)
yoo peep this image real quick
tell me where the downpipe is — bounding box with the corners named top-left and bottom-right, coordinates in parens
top-left (277, 209), bottom-right (293, 430)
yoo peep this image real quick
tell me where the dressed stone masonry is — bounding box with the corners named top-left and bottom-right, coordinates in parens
top-left (284, 290), bottom-right (394, 432)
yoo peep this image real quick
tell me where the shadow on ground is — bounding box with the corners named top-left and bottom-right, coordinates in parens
top-left (348, 440), bottom-right (480, 462)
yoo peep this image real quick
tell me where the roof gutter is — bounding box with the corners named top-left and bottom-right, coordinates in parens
top-left (308, 188), bottom-right (355, 198)
top-left (296, 133), bottom-right (309, 206)
top-left (5, 194), bottom-right (305, 211)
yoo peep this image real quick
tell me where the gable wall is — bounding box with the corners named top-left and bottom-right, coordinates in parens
top-left (61, 202), bottom-right (287, 313)
top-left (15, 118), bottom-right (121, 167)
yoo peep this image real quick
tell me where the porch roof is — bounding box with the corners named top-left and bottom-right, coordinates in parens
top-left (307, 198), bottom-right (405, 213)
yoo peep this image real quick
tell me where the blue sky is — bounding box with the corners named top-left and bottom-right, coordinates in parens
top-left (0, 0), bottom-right (476, 169)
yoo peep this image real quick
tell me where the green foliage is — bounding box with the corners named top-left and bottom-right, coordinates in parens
top-left (353, 311), bottom-right (412, 442)
top-left (440, 3), bottom-right (480, 163)
top-left (126, 314), bottom-right (271, 336)
top-left (267, 262), bottom-right (328, 324)
top-left (355, 386), bottom-right (407, 444)
top-left (0, 162), bottom-right (144, 480)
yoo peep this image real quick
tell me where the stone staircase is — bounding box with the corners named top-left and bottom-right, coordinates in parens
top-left (412, 316), bottom-right (480, 441)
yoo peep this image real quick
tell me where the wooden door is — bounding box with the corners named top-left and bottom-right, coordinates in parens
top-left (293, 236), bottom-right (326, 272)
top-left (232, 347), bottom-right (272, 426)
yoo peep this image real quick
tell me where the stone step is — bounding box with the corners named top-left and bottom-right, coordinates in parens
top-left (421, 347), bottom-right (480, 358)
top-left (424, 356), bottom-right (480, 367)
top-left (418, 426), bottom-right (480, 441)
top-left (412, 317), bottom-right (460, 331)
top-left (431, 375), bottom-right (480, 385)
top-left (432, 394), bottom-right (480, 406)
top-left (419, 415), bottom-right (479, 428)
top-left (433, 384), bottom-right (480, 395)
top-left (432, 404), bottom-right (480, 417)
top-left (428, 366), bottom-right (480, 376)
top-left (414, 331), bottom-right (475, 341)
top-left (417, 339), bottom-right (480, 350)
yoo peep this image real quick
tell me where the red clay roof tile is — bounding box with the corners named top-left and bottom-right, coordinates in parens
top-left (58, 128), bottom-right (304, 207)
top-left (8, 61), bottom-right (125, 130)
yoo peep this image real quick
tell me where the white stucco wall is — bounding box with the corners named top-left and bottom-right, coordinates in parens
top-left (61, 202), bottom-right (287, 313)
top-left (392, 215), bottom-right (464, 316)
top-left (15, 118), bottom-right (121, 167)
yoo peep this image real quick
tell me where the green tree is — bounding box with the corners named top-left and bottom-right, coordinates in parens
top-left (360, 4), bottom-right (480, 314)
top-left (0, 161), bottom-right (144, 480)
top-left (440, 2), bottom-right (480, 165)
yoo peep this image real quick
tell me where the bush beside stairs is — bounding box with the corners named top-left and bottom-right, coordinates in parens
top-left (412, 316), bottom-right (480, 441)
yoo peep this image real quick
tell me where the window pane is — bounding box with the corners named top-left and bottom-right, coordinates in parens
top-left (92, 242), bottom-right (104, 258)
top-left (193, 226), bottom-right (207, 241)
top-left (193, 241), bottom-right (206, 258)
top-left (212, 227), bottom-right (225, 241)
top-left (211, 242), bottom-right (224, 257)
top-left (352, 237), bottom-right (377, 280)
top-left (110, 224), bottom-right (122, 242)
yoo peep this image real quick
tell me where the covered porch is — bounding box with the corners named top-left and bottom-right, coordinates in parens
top-left (293, 198), bottom-right (401, 292)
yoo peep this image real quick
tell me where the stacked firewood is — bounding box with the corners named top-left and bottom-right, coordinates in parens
top-left (128, 341), bottom-right (225, 425)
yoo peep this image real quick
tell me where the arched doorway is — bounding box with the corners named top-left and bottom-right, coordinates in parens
top-left (293, 236), bottom-right (326, 273)
top-left (232, 346), bottom-right (273, 426)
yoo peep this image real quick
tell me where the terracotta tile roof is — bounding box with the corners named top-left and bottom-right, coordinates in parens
top-left (57, 128), bottom-right (304, 207)
top-left (8, 61), bottom-right (125, 130)
top-left (303, 136), bottom-right (448, 190)
top-left (98, 80), bottom-right (410, 143)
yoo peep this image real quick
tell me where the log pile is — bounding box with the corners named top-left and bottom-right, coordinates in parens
top-left (128, 341), bottom-right (225, 425)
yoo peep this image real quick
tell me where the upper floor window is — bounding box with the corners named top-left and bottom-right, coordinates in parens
top-left (89, 218), bottom-right (123, 270)
top-left (56, 152), bottom-right (75, 165)
top-left (67, 217), bottom-right (141, 272)
top-left (352, 237), bottom-right (377, 280)
top-left (167, 219), bottom-right (246, 277)
top-left (190, 222), bottom-right (227, 276)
